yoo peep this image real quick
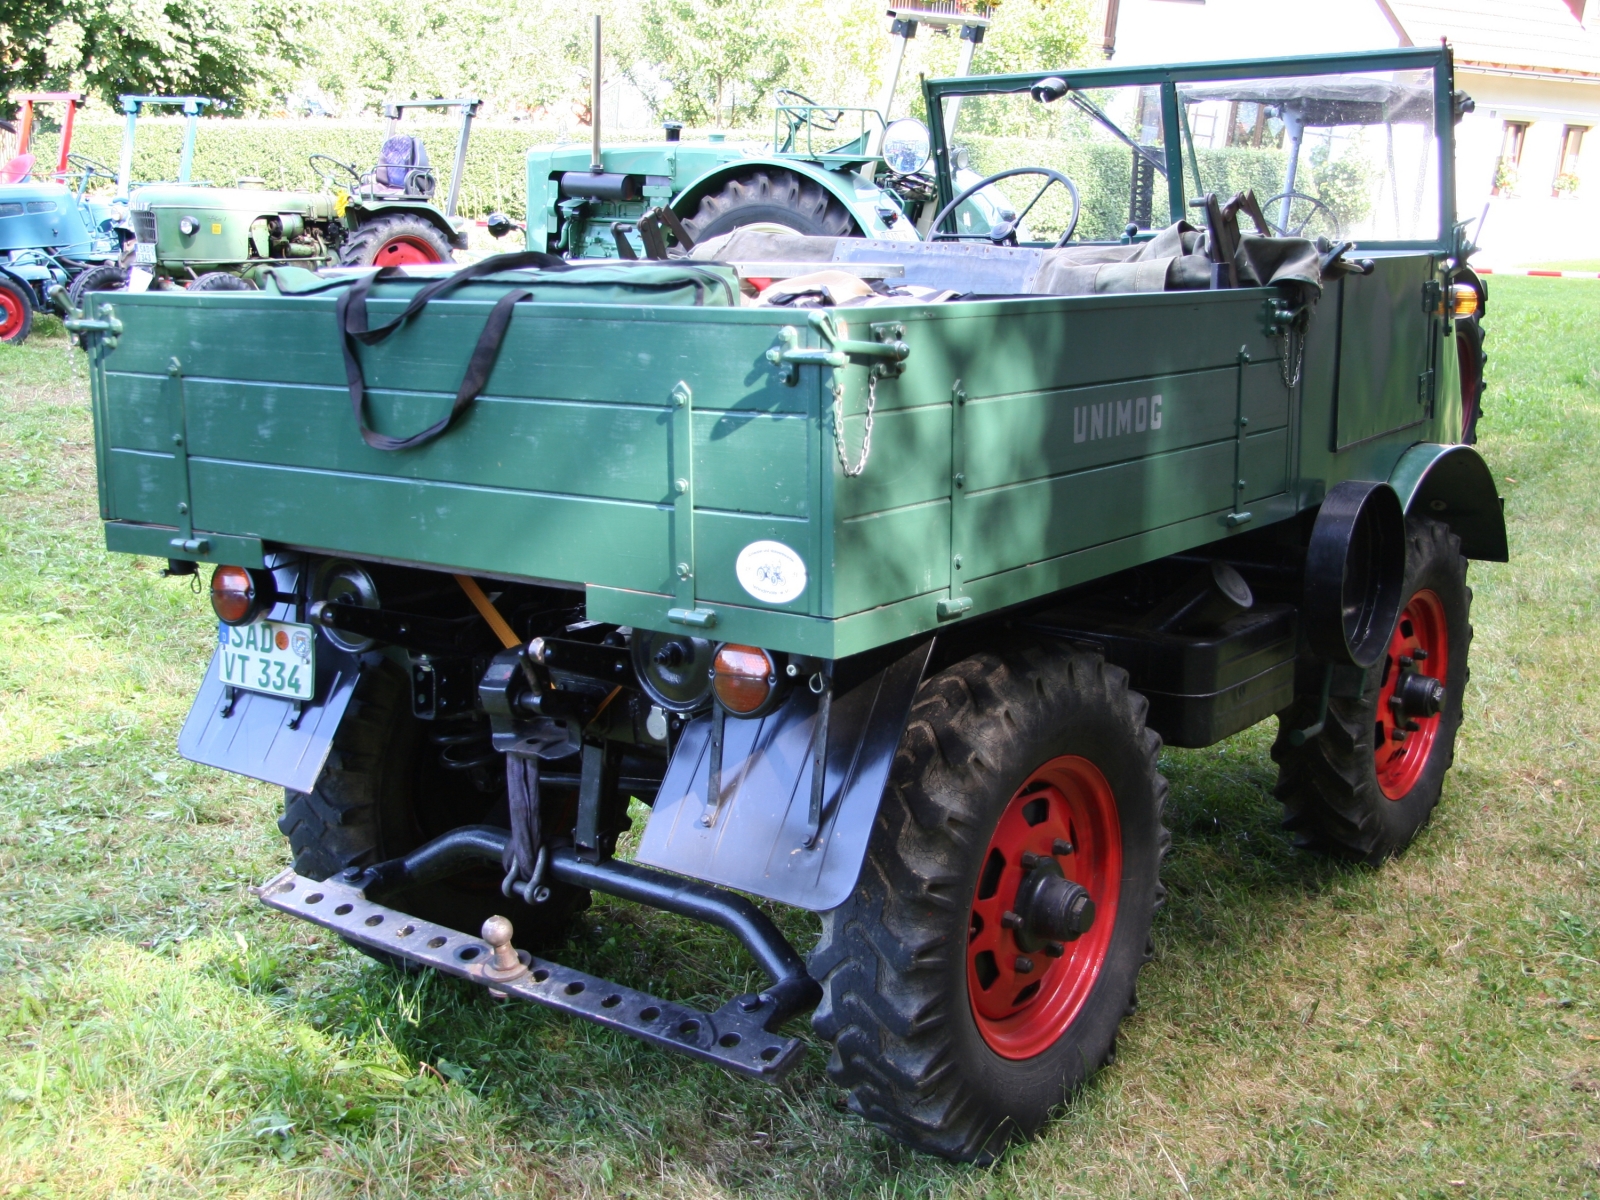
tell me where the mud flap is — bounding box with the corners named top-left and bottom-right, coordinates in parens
top-left (178, 640), bottom-right (364, 794)
top-left (636, 637), bottom-right (933, 911)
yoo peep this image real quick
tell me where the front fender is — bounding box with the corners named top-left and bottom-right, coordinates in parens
top-left (1389, 443), bottom-right (1508, 562)
top-left (670, 156), bottom-right (902, 240)
top-left (346, 201), bottom-right (468, 250)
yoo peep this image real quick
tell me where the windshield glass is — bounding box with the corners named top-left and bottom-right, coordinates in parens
top-left (1176, 68), bottom-right (1439, 242)
top-left (947, 84), bottom-right (1168, 243)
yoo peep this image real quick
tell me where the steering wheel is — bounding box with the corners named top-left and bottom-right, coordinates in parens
top-left (64, 153), bottom-right (115, 181)
top-left (308, 153), bottom-right (362, 190)
top-left (775, 88), bottom-right (845, 151)
top-left (929, 166), bottom-right (1081, 248)
top-left (1262, 191), bottom-right (1340, 240)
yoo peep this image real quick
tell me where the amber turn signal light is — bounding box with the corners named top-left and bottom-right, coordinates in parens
top-left (712, 643), bottom-right (778, 715)
top-left (1451, 283), bottom-right (1480, 319)
top-left (210, 565), bottom-right (276, 626)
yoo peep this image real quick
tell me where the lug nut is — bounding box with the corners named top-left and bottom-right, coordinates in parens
top-left (1044, 941), bottom-right (1065, 958)
top-left (1020, 851), bottom-right (1041, 870)
top-left (1052, 838), bottom-right (1074, 856)
top-left (1014, 956), bottom-right (1035, 973)
top-left (1001, 910), bottom-right (1023, 930)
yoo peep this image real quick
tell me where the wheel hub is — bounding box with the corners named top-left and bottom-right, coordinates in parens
top-left (1006, 856), bottom-right (1095, 954)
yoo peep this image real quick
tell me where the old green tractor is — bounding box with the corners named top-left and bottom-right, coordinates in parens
top-left (124, 96), bottom-right (478, 290)
top-left (518, 4), bottom-right (1012, 260)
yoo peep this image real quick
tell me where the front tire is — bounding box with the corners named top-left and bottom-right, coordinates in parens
top-left (810, 644), bottom-right (1169, 1161)
top-left (189, 272), bottom-right (256, 291)
top-left (67, 263), bottom-right (127, 310)
top-left (1272, 517), bottom-right (1472, 863)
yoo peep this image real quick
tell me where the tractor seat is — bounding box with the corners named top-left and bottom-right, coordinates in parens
top-left (369, 136), bottom-right (435, 200)
top-left (0, 154), bottom-right (35, 184)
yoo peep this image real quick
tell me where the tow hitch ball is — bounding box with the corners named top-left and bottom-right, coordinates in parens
top-left (1389, 650), bottom-right (1445, 741)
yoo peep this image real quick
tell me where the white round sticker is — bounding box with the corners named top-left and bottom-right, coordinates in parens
top-left (735, 540), bottom-right (808, 605)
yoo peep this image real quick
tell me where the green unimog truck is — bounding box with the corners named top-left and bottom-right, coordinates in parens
top-left (67, 45), bottom-right (1501, 1161)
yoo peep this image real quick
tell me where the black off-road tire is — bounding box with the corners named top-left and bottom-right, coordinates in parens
top-left (66, 263), bottom-right (127, 310)
top-left (336, 213), bottom-right (454, 268)
top-left (279, 660), bottom-right (585, 958)
top-left (681, 168), bottom-right (859, 243)
top-left (810, 644), bottom-right (1170, 1162)
top-left (1272, 518), bottom-right (1472, 863)
top-left (189, 272), bottom-right (256, 291)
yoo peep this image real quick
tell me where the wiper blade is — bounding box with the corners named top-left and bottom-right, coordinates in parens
top-left (1068, 90), bottom-right (1167, 175)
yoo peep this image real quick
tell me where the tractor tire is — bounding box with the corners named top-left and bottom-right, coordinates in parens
top-left (278, 660), bottom-right (586, 960)
top-left (810, 643), bottom-right (1170, 1162)
top-left (337, 214), bottom-right (454, 268)
top-left (1272, 517), bottom-right (1472, 864)
top-left (189, 272), bottom-right (256, 291)
top-left (0, 276), bottom-right (34, 344)
top-left (67, 263), bottom-right (127, 310)
top-left (681, 168), bottom-right (859, 243)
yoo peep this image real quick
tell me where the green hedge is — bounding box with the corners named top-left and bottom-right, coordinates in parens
top-left (39, 118), bottom-right (575, 220)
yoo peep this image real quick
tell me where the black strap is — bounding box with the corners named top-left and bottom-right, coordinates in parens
top-left (503, 753), bottom-right (542, 887)
top-left (337, 250), bottom-right (568, 452)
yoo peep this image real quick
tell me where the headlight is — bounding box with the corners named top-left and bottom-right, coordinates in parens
top-left (178, 215), bottom-right (199, 236)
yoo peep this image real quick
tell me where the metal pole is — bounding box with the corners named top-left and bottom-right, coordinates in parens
top-left (178, 100), bottom-right (199, 183)
top-left (1278, 105), bottom-right (1304, 234)
top-left (56, 98), bottom-right (77, 178)
top-left (446, 102), bottom-right (476, 218)
top-left (590, 15), bottom-right (604, 173)
top-left (944, 27), bottom-right (981, 142)
top-left (117, 100), bottom-right (138, 197)
top-left (866, 23), bottom-right (914, 159)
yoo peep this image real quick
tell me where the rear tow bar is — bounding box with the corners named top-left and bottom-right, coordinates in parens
top-left (256, 866), bottom-right (806, 1080)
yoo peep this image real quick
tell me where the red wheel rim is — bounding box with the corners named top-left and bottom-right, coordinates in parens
top-left (372, 235), bottom-right (443, 266)
top-left (1374, 589), bottom-right (1449, 799)
top-left (967, 755), bottom-right (1122, 1060)
top-left (0, 287), bottom-right (25, 340)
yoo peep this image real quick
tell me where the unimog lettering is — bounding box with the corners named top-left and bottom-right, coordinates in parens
top-left (1074, 393), bottom-right (1162, 444)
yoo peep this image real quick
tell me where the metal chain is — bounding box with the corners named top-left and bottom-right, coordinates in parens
top-left (1279, 327), bottom-right (1307, 391)
top-left (833, 371), bottom-right (877, 478)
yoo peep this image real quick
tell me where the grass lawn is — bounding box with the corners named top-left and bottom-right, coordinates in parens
top-left (0, 285), bottom-right (1596, 1198)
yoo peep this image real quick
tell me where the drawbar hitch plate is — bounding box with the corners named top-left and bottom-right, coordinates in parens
top-left (256, 866), bottom-right (805, 1080)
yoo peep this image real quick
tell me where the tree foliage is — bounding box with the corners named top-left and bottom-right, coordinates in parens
top-left (0, 0), bottom-right (306, 114)
top-left (3, 0), bottom-right (1096, 125)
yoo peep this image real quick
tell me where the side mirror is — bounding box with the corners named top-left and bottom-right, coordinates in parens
top-left (486, 212), bottom-right (520, 239)
top-left (1030, 77), bottom-right (1069, 104)
top-left (881, 118), bottom-right (932, 176)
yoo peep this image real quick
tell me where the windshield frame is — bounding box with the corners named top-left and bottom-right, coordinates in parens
top-left (922, 45), bottom-right (1457, 252)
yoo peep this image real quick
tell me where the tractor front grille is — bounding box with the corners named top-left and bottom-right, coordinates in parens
top-left (132, 210), bottom-right (158, 243)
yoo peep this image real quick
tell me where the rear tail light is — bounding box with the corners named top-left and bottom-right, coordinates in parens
top-left (210, 565), bottom-right (276, 626)
top-left (1452, 283), bottom-right (1481, 319)
top-left (712, 644), bottom-right (780, 715)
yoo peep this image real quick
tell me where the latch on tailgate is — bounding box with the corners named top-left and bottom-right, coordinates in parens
top-left (765, 310), bottom-right (910, 384)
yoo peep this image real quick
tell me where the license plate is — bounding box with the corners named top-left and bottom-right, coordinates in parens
top-left (217, 619), bottom-right (316, 701)
top-left (134, 241), bottom-right (156, 265)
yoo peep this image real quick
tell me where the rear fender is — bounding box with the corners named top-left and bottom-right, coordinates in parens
top-left (1389, 442), bottom-right (1508, 561)
top-left (669, 156), bottom-right (894, 240)
top-left (346, 201), bottom-right (468, 249)
top-left (635, 637), bottom-right (934, 911)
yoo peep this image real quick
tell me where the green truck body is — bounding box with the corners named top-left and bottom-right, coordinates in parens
top-left (69, 45), bottom-right (1509, 1161)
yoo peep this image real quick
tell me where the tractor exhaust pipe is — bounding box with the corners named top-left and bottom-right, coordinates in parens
top-left (590, 15), bottom-right (604, 174)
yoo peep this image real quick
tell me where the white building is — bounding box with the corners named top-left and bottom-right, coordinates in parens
top-left (1098, 0), bottom-right (1600, 265)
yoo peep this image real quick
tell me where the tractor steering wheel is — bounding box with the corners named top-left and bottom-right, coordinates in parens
top-left (64, 153), bottom-right (115, 181)
top-left (929, 166), bottom-right (1082, 248)
top-left (775, 88), bottom-right (845, 152)
top-left (308, 153), bottom-right (362, 190)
